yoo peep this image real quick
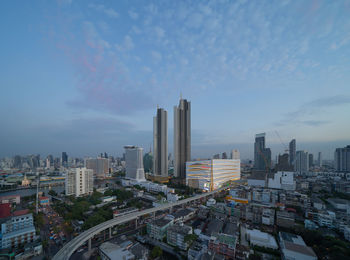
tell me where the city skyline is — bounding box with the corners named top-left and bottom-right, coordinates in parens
top-left (1, 1), bottom-right (350, 159)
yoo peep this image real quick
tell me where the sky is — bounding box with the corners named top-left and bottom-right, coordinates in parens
top-left (1, 0), bottom-right (350, 160)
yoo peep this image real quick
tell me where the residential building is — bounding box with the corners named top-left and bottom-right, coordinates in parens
top-left (85, 158), bottom-right (109, 178)
top-left (268, 171), bottom-right (296, 190)
top-left (231, 149), bottom-right (240, 160)
top-left (124, 146), bottom-right (145, 181)
top-left (278, 232), bottom-right (317, 260)
top-left (254, 133), bottom-right (271, 171)
top-left (289, 139), bottom-right (296, 170)
top-left (65, 167), bottom-right (94, 197)
top-left (335, 145), bottom-right (350, 172)
top-left (317, 211), bottom-right (335, 228)
top-left (153, 107), bottom-right (168, 177)
top-left (186, 159), bottom-right (240, 191)
top-left (147, 218), bottom-right (173, 240)
top-left (174, 98), bottom-right (191, 181)
top-left (246, 229), bottom-right (278, 249)
top-left (209, 233), bottom-right (237, 259)
top-left (167, 224), bottom-right (192, 250)
top-left (0, 210), bottom-right (36, 249)
top-left (296, 151), bottom-right (309, 173)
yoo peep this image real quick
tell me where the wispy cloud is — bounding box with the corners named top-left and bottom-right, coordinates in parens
top-left (88, 3), bottom-right (119, 18)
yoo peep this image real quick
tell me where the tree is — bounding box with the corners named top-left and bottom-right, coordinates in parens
top-left (48, 190), bottom-right (57, 196)
top-left (151, 246), bottom-right (162, 259)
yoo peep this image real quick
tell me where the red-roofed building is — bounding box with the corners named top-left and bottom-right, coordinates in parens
top-left (12, 209), bottom-right (30, 217)
top-left (0, 203), bottom-right (11, 218)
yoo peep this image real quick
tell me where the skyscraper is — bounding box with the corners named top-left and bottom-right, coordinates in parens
top-left (289, 139), bottom-right (296, 170)
top-left (153, 107), bottom-right (168, 177)
top-left (334, 145), bottom-right (350, 172)
top-left (124, 145), bottom-right (145, 181)
top-left (174, 98), bottom-right (191, 181)
top-left (296, 151), bottom-right (309, 173)
top-left (62, 152), bottom-right (68, 167)
top-left (231, 149), bottom-right (240, 160)
top-left (254, 133), bottom-right (271, 171)
top-left (317, 152), bottom-right (322, 167)
top-left (308, 154), bottom-right (314, 168)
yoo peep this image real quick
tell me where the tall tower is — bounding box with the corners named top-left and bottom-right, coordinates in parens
top-left (254, 133), bottom-right (271, 171)
top-left (289, 139), bottom-right (296, 170)
top-left (174, 98), bottom-right (191, 180)
top-left (153, 107), bottom-right (168, 177)
top-left (124, 146), bottom-right (145, 181)
top-left (296, 150), bottom-right (309, 173)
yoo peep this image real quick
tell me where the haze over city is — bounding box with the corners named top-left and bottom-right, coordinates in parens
top-left (1, 0), bottom-right (350, 159)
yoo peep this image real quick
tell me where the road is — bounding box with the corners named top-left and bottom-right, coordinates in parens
top-left (53, 184), bottom-right (233, 260)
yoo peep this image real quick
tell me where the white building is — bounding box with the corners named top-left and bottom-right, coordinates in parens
top-left (246, 229), bottom-right (278, 249)
top-left (124, 146), bottom-right (146, 181)
top-left (268, 171), bottom-right (296, 190)
top-left (65, 167), bottom-right (94, 197)
top-left (231, 149), bottom-right (240, 160)
top-left (186, 159), bottom-right (240, 191)
top-left (279, 232), bottom-right (317, 260)
top-left (0, 210), bottom-right (36, 249)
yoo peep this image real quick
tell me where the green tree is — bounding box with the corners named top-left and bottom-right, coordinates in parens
top-left (151, 246), bottom-right (162, 259)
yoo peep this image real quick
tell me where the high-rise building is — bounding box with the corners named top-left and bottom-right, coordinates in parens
top-left (308, 154), bottom-right (314, 168)
top-left (62, 152), bottom-right (68, 167)
top-left (317, 152), bottom-right (322, 167)
top-left (153, 107), bottom-right (168, 177)
top-left (174, 98), bottom-right (191, 180)
top-left (65, 167), bottom-right (94, 197)
top-left (231, 149), bottom-right (240, 160)
top-left (85, 158), bottom-right (109, 178)
top-left (213, 154), bottom-right (220, 159)
top-left (124, 146), bottom-right (145, 181)
top-left (296, 151), bottom-right (309, 173)
top-left (222, 152), bottom-right (228, 159)
top-left (289, 139), bottom-right (296, 170)
top-left (276, 153), bottom-right (293, 171)
top-left (143, 151), bottom-right (153, 173)
top-left (254, 133), bottom-right (271, 171)
top-left (335, 145), bottom-right (350, 172)
top-left (186, 159), bottom-right (240, 191)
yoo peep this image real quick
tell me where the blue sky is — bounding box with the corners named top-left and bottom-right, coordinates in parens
top-left (1, 0), bottom-right (350, 160)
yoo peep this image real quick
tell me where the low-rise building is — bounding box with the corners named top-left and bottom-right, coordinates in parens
top-left (209, 233), bottom-right (237, 259)
top-left (278, 232), bottom-right (317, 260)
top-left (99, 241), bottom-right (135, 260)
top-left (171, 208), bottom-right (195, 223)
top-left (344, 226), bottom-right (350, 242)
top-left (261, 208), bottom-right (275, 226)
top-left (0, 195), bottom-right (20, 205)
top-left (246, 229), bottom-right (278, 249)
top-left (276, 211), bottom-right (295, 228)
top-left (317, 211), bottom-right (335, 228)
top-left (147, 218), bottom-right (173, 240)
top-left (327, 198), bottom-right (349, 211)
top-left (39, 196), bottom-right (50, 207)
top-left (167, 224), bottom-right (192, 250)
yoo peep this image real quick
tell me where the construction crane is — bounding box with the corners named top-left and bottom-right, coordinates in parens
top-left (274, 131), bottom-right (289, 153)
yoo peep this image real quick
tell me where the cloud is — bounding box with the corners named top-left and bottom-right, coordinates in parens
top-left (88, 3), bottom-right (119, 18)
top-left (128, 10), bottom-right (139, 20)
top-left (300, 120), bottom-right (330, 126)
top-left (151, 51), bottom-right (162, 63)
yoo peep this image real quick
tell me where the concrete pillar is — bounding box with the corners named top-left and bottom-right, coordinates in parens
top-left (109, 227), bottom-right (112, 239)
top-left (88, 238), bottom-right (91, 251)
top-left (135, 218), bottom-right (138, 229)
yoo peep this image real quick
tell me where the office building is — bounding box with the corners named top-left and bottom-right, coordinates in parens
top-left (308, 153), bottom-right (314, 168)
top-left (335, 145), bottom-right (350, 172)
top-left (296, 151), bottom-right (309, 173)
top-left (317, 152), bottom-right (322, 167)
top-left (62, 152), bottom-right (68, 167)
top-left (186, 159), bottom-right (240, 191)
top-left (254, 133), bottom-right (271, 171)
top-left (0, 210), bottom-right (36, 249)
top-left (289, 139), bottom-right (296, 170)
top-left (231, 149), bottom-right (240, 160)
top-left (124, 146), bottom-right (145, 181)
top-left (85, 158), bottom-right (109, 178)
top-left (153, 107), bottom-right (168, 177)
top-left (143, 151), bottom-right (153, 173)
top-left (174, 98), bottom-right (191, 181)
top-left (65, 167), bottom-right (94, 197)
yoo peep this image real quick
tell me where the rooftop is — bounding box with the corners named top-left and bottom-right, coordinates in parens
top-left (12, 209), bottom-right (30, 217)
top-left (206, 219), bottom-right (224, 236)
top-left (151, 218), bottom-right (172, 227)
top-left (167, 224), bottom-right (192, 235)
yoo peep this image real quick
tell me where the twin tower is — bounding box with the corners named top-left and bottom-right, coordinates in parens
top-left (153, 98), bottom-right (191, 181)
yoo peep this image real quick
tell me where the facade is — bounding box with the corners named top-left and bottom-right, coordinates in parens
top-left (317, 152), bottom-right (322, 167)
top-left (174, 98), bottom-right (191, 180)
top-left (124, 146), bottom-right (146, 181)
top-left (153, 107), bottom-right (168, 177)
top-left (209, 233), bottom-right (237, 258)
top-left (296, 151), bottom-right (309, 173)
top-left (167, 224), bottom-right (192, 250)
top-left (335, 145), bottom-right (350, 172)
top-left (268, 171), bottom-right (296, 190)
top-left (279, 232), bottom-right (317, 260)
top-left (65, 167), bottom-right (94, 197)
top-left (231, 149), bottom-right (240, 160)
top-left (289, 139), bottom-right (296, 170)
top-left (254, 133), bottom-right (271, 171)
top-left (147, 218), bottom-right (173, 240)
top-left (0, 210), bottom-right (36, 249)
top-left (85, 158), bottom-right (109, 178)
top-left (186, 159), bottom-right (240, 191)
